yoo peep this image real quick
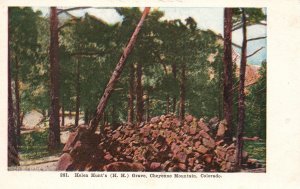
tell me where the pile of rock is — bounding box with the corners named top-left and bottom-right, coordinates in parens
top-left (57, 114), bottom-right (250, 172)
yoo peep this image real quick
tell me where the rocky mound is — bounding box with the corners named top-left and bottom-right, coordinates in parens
top-left (57, 114), bottom-right (252, 172)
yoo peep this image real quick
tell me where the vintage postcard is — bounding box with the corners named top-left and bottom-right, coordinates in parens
top-left (1, 0), bottom-right (299, 189)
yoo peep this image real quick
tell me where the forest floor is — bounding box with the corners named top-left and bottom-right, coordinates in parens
top-left (8, 123), bottom-right (74, 171)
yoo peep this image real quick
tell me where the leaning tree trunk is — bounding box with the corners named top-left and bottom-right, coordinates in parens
top-left (136, 63), bottom-right (144, 124)
top-left (127, 63), bottom-right (135, 124)
top-left (75, 58), bottom-right (80, 128)
top-left (235, 9), bottom-right (247, 171)
top-left (88, 7), bottom-right (151, 133)
top-left (8, 17), bottom-right (19, 165)
top-left (48, 7), bottom-right (61, 150)
top-left (14, 57), bottom-right (21, 146)
top-left (223, 8), bottom-right (234, 143)
top-left (179, 63), bottom-right (186, 122)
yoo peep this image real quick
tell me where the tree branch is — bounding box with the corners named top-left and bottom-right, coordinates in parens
top-left (57, 7), bottom-right (92, 15)
top-left (232, 21), bottom-right (267, 32)
top-left (69, 48), bottom-right (116, 57)
top-left (246, 47), bottom-right (264, 58)
top-left (232, 23), bottom-right (243, 32)
top-left (216, 35), bottom-right (242, 49)
top-left (57, 11), bottom-right (81, 32)
top-left (70, 51), bottom-right (106, 56)
top-left (247, 36), bottom-right (267, 42)
top-left (58, 21), bottom-right (77, 31)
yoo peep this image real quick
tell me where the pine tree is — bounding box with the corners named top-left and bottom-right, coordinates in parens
top-left (48, 7), bottom-right (61, 150)
top-left (223, 8), bottom-right (234, 143)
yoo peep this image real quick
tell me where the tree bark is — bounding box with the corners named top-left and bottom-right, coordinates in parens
top-left (14, 57), bottom-right (21, 146)
top-left (84, 109), bottom-right (89, 124)
top-left (172, 64), bottom-right (177, 114)
top-left (8, 20), bottom-right (19, 165)
top-left (218, 58), bottom-right (223, 119)
top-left (88, 7), bottom-right (150, 133)
top-left (61, 105), bottom-right (65, 126)
top-left (166, 95), bottom-right (170, 114)
top-left (48, 7), bottom-right (61, 150)
top-left (145, 92), bottom-right (150, 122)
top-left (235, 9), bottom-right (247, 171)
top-left (223, 8), bottom-right (234, 143)
top-left (111, 105), bottom-right (117, 128)
top-left (127, 63), bottom-right (135, 124)
top-left (136, 63), bottom-right (144, 124)
top-left (179, 64), bottom-right (186, 122)
top-left (75, 59), bottom-right (80, 127)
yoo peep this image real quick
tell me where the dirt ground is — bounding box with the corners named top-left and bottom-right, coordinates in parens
top-left (8, 156), bottom-right (59, 171)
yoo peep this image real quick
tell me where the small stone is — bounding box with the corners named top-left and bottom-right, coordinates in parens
top-left (194, 141), bottom-right (201, 148)
top-left (176, 152), bottom-right (187, 163)
top-left (196, 145), bottom-right (208, 154)
top-left (178, 163), bottom-right (186, 171)
top-left (203, 154), bottom-right (213, 164)
top-left (226, 154), bottom-right (236, 163)
top-left (173, 118), bottom-right (181, 127)
top-left (150, 116), bottom-right (160, 123)
top-left (150, 162), bottom-right (161, 170)
top-left (188, 158), bottom-right (195, 167)
top-left (185, 115), bottom-right (193, 123)
top-left (215, 147), bottom-right (226, 159)
top-left (198, 120), bottom-right (210, 132)
top-left (104, 153), bottom-right (113, 160)
top-left (189, 127), bottom-right (197, 135)
top-left (202, 138), bottom-right (216, 148)
top-left (217, 122), bottom-right (226, 137)
top-left (104, 162), bottom-right (145, 171)
top-left (199, 130), bottom-right (210, 139)
top-left (160, 115), bottom-right (166, 121)
top-left (56, 153), bottom-right (73, 171)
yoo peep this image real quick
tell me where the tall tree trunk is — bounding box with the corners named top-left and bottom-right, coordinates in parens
top-left (223, 8), bottom-right (234, 143)
top-left (88, 7), bottom-right (150, 133)
top-left (166, 95), bottom-right (170, 114)
top-left (14, 57), bottom-right (21, 146)
top-left (136, 63), bottom-right (144, 124)
top-left (218, 60), bottom-right (223, 119)
top-left (145, 92), bottom-right (150, 122)
top-left (235, 9), bottom-right (247, 171)
top-left (179, 64), bottom-right (186, 122)
top-left (127, 63), bottom-right (135, 124)
top-left (84, 109), bottom-right (89, 124)
top-left (8, 22), bottom-right (19, 166)
top-left (75, 59), bottom-right (80, 127)
top-left (61, 105), bottom-right (65, 126)
top-left (48, 7), bottom-right (61, 150)
top-left (172, 64), bottom-right (177, 114)
top-left (111, 105), bottom-right (116, 128)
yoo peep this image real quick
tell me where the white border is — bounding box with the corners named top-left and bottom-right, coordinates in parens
top-left (1, 1), bottom-right (300, 189)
